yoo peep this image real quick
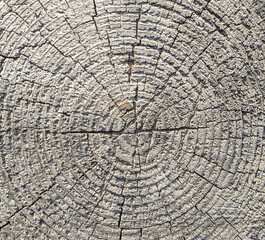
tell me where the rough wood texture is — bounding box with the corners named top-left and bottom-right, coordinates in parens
top-left (0, 0), bottom-right (264, 239)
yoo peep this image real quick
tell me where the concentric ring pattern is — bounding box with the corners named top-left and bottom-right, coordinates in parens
top-left (0, 0), bottom-right (264, 239)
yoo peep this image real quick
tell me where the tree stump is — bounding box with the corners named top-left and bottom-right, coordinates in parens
top-left (0, 0), bottom-right (264, 239)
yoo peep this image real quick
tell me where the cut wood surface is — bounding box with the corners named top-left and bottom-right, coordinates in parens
top-left (0, 0), bottom-right (264, 239)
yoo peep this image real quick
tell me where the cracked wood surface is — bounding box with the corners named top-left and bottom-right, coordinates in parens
top-left (0, 0), bottom-right (265, 239)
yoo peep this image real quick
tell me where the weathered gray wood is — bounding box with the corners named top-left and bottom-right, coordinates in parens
top-left (0, 0), bottom-right (264, 239)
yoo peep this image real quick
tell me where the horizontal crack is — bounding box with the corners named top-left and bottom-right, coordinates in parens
top-left (59, 126), bottom-right (208, 135)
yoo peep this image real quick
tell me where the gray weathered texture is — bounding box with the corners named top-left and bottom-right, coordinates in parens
top-left (0, 0), bottom-right (265, 239)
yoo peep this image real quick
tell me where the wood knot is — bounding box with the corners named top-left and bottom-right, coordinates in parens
top-left (117, 100), bottom-right (134, 115)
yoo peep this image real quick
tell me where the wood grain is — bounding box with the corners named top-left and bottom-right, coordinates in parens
top-left (0, 0), bottom-right (264, 239)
